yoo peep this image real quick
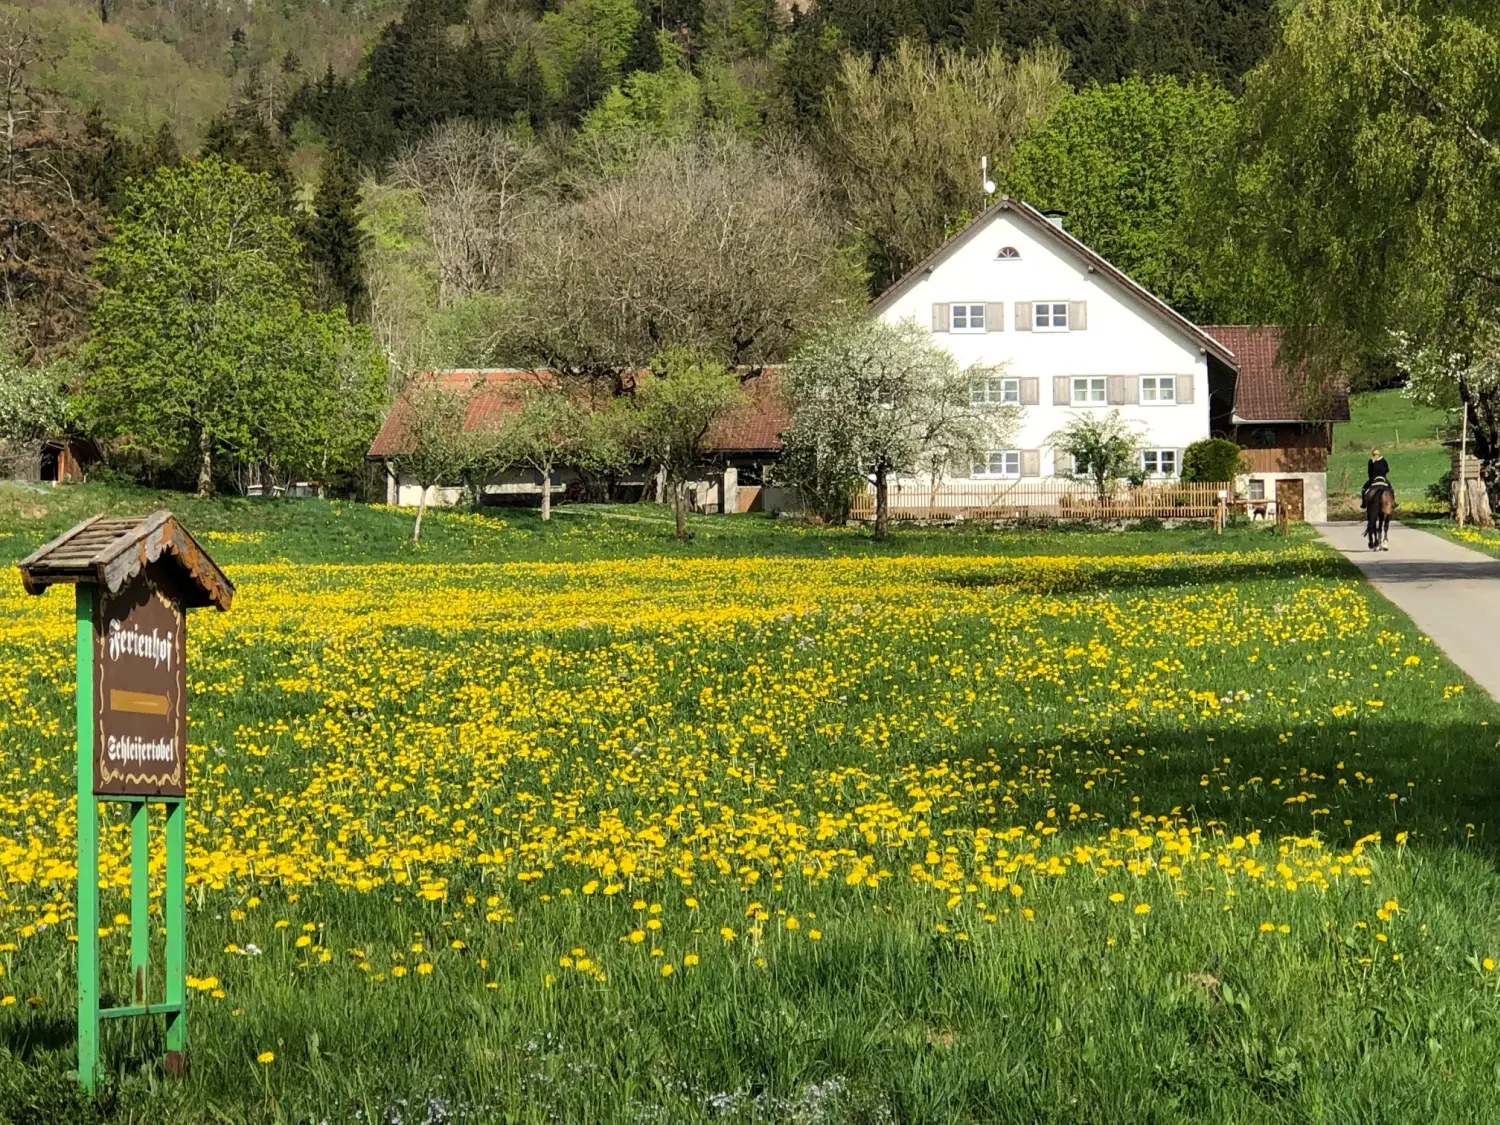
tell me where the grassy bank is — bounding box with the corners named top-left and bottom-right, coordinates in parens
top-left (1328, 390), bottom-right (1452, 518)
top-left (3, 486), bottom-right (1500, 1122)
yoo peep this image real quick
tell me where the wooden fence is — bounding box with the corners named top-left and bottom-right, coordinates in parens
top-left (848, 481), bottom-right (1226, 522)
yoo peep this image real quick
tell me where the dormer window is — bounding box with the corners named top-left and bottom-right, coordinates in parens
top-left (996, 246), bottom-right (1020, 260)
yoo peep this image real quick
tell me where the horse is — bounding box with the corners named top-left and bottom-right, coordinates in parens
top-left (1364, 477), bottom-right (1394, 551)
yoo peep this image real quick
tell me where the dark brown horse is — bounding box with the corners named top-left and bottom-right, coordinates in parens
top-left (1365, 477), bottom-right (1393, 550)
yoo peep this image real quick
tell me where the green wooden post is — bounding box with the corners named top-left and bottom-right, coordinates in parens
top-left (75, 586), bottom-right (100, 1093)
top-left (129, 802), bottom-right (149, 1003)
top-left (164, 799), bottom-right (187, 1073)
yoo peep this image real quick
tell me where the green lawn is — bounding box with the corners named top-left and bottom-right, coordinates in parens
top-left (4, 485), bottom-right (1500, 1123)
top-left (1329, 389), bottom-right (1454, 517)
top-left (1424, 523), bottom-right (1500, 559)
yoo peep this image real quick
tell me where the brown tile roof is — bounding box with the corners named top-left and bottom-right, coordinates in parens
top-left (367, 368), bottom-right (788, 460)
top-left (1203, 326), bottom-right (1351, 423)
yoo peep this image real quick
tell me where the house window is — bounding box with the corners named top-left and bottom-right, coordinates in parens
top-left (1141, 376), bottom-right (1177, 404)
top-left (970, 376), bottom-right (1020, 406)
top-left (972, 450), bottom-right (1021, 478)
top-left (1033, 302), bottom-right (1069, 332)
top-left (997, 246), bottom-right (1021, 260)
top-left (1071, 376), bottom-right (1106, 404)
top-left (951, 304), bottom-right (986, 332)
top-left (1248, 478), bottom-right (1266, 500)
top-left (1141, 449), bottom-right (1178, 478)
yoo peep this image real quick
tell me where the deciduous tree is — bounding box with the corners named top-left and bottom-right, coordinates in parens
top-left (822, 41), bottom-right (1065, 290)
top-left (83, 157), bottom-right (386, 497)
top-left (387, 375), bottom-right (494, 542)
top-left (621, 349), bottom-right (746, 539)
top-left (391, 120), bottom-right (548, 308)
top-left (1198, 0), bottom-right (1500, 474)
top-left (1049, 409), bottom-right (1143, 501)
top-left (779, 318), bottom-right (1016, 538)
top-left (507, 133), bottom-right (860, 377)
top-left (1005, 75), bottom-right (1236, 322)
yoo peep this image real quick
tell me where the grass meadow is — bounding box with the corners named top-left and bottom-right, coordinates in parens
top-left (3, 485), bottom-right (1500, 1123)
top-left (1327, 390), bottom-right (1453, 518)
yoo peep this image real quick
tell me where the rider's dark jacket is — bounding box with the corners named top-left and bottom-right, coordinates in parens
top-left (1367, 457), bottom-right (1390, 483)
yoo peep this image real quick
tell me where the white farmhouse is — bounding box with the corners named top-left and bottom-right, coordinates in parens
top-left (870, 196), bottom-right (1235, 486)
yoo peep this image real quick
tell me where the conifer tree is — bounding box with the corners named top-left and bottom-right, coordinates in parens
top-left (202, 110), bottom-right (298, 212)
top-left (303, 146), bottom-right (370, 321)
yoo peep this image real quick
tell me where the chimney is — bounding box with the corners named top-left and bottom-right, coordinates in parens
top-left (1043, 210), bottom-right (1067, 231)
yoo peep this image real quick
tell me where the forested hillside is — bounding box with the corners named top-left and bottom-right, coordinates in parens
top-left (3, 0), bottom-right (1499, 505)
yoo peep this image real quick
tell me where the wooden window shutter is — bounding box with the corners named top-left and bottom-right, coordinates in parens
top-left (1020, 377), bottom-right (1040, 406)
top-left (1015, 302), bottom-right (1033, 331)
top-left (1052, 375), bottom-right (1070, 405)
top-left (1054, 448), bottom-right (1072, 475)
top-left (1069, 301), bottom-right (1087, 330)
top-left (985, 302), bottom-right (1004, 331)
top-left (1176, 373), bottom-right (1195, 403)
top-left (1108, 376), bottom-right (1139, 405)
top-left (1021, 449), bottom-right (1041, 477)
top-left (932, 304), bottom-right (950, 332)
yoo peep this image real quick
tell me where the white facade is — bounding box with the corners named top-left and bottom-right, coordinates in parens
top-left (872, 207), bottom-right (1218, 483)
top-left (1234, 470), bottom-right (1329, 525)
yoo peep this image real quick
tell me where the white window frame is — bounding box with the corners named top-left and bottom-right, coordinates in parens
top-left (1141, 376), bottom-right (1177, 404)
top-left (1248, 478), bottom-right (1266, 500)
top-left (950, 303), bottom-right (987, 333)
top-left (1033, 302), bottom-right (1070, 333)
top-left (1141, 449), bottom-right (1178, 479)
top-left (1071, 376), bottom-right (1106, 405)
top-left (972, 449), bottom-right (1021, 478)
top-left (970, 376), bottom-right (1020, 406)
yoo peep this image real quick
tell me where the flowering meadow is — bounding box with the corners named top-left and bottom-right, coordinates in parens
top-left (3, 492), bottom-right (1500, 1122)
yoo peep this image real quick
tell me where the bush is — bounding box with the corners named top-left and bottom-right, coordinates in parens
top-left (1182, 438), bottom-right (1244, 483)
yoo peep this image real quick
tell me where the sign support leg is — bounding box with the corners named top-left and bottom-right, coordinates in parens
top-left (164, 799), bottom-right (187, 1075)
top-left (129, 801), bottom-right (149, 1003)
top-left (75, 586), bottom-right (100, 1093)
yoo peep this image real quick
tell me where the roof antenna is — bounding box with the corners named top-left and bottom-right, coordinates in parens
top-left (981, 156), bottom-right (996, 201)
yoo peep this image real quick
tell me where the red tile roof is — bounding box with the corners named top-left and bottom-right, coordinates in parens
top-left (367, 368), bottom-right (789, 460)
top-left (366, 370), bottom-right (547, 459)
top-left (709, 370), bottom-right (789, 451)
top-left (1203, 326), bottom-right (1351, 423)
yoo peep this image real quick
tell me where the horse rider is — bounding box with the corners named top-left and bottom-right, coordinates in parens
top-left (1362, 447), bottom-right (1391, 508)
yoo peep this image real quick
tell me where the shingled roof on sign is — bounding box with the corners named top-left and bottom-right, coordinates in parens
top-left (17, 511), bottom-right (234, 611)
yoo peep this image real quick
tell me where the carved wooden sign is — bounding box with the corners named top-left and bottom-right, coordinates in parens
top-left (92, 577), bottom-right (187, 797)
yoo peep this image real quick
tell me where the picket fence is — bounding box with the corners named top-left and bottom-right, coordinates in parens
top-left (848, 481), bottom-right (1225, 522)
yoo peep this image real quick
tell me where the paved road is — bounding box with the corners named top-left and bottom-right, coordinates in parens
top-left (1318, 521), bottom-right (1500, 700)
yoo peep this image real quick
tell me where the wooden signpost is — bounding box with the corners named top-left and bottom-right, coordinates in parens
top-left (17, 512), bottom-right (233, 1092)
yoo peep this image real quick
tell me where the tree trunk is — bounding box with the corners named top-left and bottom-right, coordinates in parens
top-left (540, 465), bottom-right (552, 521)
top-left (413, 486), bottom-right (429, 543)
top-left (674, 479), bottom-right (689, 540)
top-left (1455, 476), bottom-right (1495, 528)
top-left (196, 430), bottom-right (213, 499)
top-left (874, 465), bottom-right (889, 541)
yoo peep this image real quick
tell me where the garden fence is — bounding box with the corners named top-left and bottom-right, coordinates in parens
top-left (848, 481), bottom-right (1225, 522)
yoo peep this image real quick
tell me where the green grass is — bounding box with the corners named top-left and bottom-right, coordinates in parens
top-left (1420, 522), bottom-right (1500, 560)
top-left (4, 484), bottom-right (1500, 1123)
top-left (1329, 389), bottom-right (1454, 518)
